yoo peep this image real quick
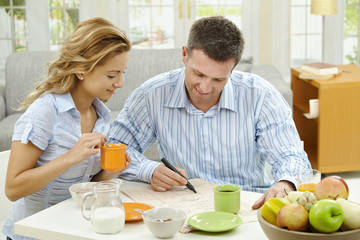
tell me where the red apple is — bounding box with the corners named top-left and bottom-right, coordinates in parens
top-left (314, 176), bottom-right (349, 200)
top-left (276, 203), bottom-right (309, 231)
top-left (328, 175), bottom-right (349, 195)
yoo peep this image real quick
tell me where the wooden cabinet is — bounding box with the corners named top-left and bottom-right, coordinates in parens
top-left (291, 64), bottom-right (360, 173)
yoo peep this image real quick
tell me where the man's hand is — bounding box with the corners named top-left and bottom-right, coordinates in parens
top-left (252, 180), bottom-right (295, 210)
top-left (150, 164), bottom-right (188, 192)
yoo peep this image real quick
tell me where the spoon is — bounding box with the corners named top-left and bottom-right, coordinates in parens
top-left (104, 142), bottom-right (111, 148)
top-left (134, 209), bottom-right (164, 222)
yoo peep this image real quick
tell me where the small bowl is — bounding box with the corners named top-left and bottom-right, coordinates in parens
top-left (257, 209), bottom-right (360, 240)
top-left (143, 207), bottom-right (186, 239)
top-left (69, 182), bottom-right (97, 209)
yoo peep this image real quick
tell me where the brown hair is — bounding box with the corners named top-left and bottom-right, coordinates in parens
top-left (20, 17), bottom-right (131, 109)
top-left (186, 16), bottom-right (244, 66)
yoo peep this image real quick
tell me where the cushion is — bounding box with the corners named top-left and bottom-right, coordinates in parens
top-left (0, 113), bottom-right (22, 151)
top-left (235, 56), bottom-right (254, 72)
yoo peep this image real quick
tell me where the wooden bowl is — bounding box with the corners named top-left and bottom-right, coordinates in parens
top-left (257, 209), bottom-right (360, 240)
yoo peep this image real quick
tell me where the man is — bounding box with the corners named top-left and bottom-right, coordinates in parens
top-left (110, 16), bottom-right (312, 209)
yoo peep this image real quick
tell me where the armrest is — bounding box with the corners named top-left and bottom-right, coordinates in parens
top-left (0, 85), bottom-right (5, 121)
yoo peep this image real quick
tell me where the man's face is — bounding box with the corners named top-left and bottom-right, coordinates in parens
top-left (182, 47), bottom-right (235, 113)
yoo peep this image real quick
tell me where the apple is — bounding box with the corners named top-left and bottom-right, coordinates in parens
top-left (276, 203), bottom-right (309, 231)
top-left (314, 176), bottom-right (349, 200)
top-left (309, 199), bottom-right (344, 233)
top-left (261, 198), bottom-right (289, 225)
top-left (329, 175), bottom-right (349, 195)
top-left (336, 198), bottom-right (360, 230)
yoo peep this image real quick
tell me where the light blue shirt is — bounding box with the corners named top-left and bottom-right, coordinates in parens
top-left (110, 68), bottom-right (312, 193)
top-left (2, 93), bottom-right (110, 240)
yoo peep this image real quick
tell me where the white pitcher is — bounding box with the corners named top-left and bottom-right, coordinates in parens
top-left (81, 179), bottom-right (125, 234)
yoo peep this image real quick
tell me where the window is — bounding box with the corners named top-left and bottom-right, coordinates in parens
top-left (0, 0), bottom-right (27, 84)
top-left (195, 0), bottom-right (242, 24)
top-left (49, 0), bottom-right (79, 51)
top-left (0, 0), bottom-right (27, 52)
top-left (290, 0), bottom-right (322, 66)
top-left (344, 0), bottom-right (360, 64)
top-left (128, 0), bottom-right (175, 49)
top-left (128, 0), bottom-right (242, 49)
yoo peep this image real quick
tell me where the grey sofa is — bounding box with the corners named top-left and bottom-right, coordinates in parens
top-left (0, 49), bottom-right (292, 159)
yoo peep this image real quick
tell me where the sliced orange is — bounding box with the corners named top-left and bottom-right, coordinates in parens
top-left (298, 182), bottom-right (317, 193)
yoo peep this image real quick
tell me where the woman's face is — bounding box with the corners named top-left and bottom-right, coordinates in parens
top-left (80, 51), bottom-right (130, 102)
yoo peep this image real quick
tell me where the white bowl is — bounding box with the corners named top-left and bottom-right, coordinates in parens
top-left (143, 207), bottom-right (186, 239)
top-left (69, 182), bottom-right (97, 209)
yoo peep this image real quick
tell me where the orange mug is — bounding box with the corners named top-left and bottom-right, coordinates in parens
top-left (100, 143), bottom-right (127, 172)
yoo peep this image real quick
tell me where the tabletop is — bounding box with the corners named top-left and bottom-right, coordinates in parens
top-left (13, 180), bottom-right (268, 240)
top-left (0, 146), bottom-right (268, 240)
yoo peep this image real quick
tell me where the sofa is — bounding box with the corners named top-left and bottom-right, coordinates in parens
top-left (0, 49), bottom-right (292, 159)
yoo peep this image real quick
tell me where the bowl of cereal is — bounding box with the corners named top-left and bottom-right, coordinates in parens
top-left (69, 182), bottom-right (97, 209)
top-left (142, 207), bottom-right (186, 239)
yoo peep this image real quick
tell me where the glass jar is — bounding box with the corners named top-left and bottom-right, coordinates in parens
top-left (81, 180), bottom-right (125, 234)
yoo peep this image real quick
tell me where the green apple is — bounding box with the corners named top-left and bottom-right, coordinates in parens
top-left (309, 199), bottom-right (344, 233)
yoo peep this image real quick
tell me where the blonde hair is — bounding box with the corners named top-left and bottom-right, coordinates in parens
top-left (20, 17), bottom-right (131, 109)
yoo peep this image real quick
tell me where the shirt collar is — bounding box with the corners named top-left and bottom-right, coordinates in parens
top-left (164, 71), bottom-right (237, 113)
top-left (219, 78), bottom-right (236, 112)
top-left (164, 70), bottom-right (187, 108)
top-left (55, 92), bottom-right (76, 112)
top-left (54, 93), bottom-right (111, 122)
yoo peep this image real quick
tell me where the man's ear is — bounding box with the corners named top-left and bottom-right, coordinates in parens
top-left (182, 46), bottom-right (188, 64)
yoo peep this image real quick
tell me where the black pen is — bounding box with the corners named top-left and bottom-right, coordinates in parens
top-left (161, 158), bottom-right (197, 193)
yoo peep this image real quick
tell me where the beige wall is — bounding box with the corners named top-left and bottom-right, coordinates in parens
top-left (259, 0), bottom-right (274, 65)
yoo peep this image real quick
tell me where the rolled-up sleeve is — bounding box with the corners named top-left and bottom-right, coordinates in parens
top-left (13, 97), bottom-right (56, 150)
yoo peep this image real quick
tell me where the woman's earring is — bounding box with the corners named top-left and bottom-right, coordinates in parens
top-left (80, 77), bottom-right (84, 80)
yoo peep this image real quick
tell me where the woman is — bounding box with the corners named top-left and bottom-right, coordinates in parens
top-left (2, 17), bottom-right (131, 240)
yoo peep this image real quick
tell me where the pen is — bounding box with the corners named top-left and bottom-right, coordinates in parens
top-left (161, 158), bottom-right (197, 193)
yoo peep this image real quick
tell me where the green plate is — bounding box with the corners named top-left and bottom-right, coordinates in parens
top-left (188, 212), bottom-right (242, 232)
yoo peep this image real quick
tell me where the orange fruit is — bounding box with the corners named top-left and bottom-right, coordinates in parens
top-left (298, 182), bottom-right (317, 193)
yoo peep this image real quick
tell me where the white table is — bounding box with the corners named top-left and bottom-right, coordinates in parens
top-left (3, 148), bottom-right (360, 240)
top-left (2, 159), bottom-right (268, 240)
top-left (14, 181), bottom-right (268, 240)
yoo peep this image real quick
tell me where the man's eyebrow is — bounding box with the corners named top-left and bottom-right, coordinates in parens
top-left (193, 69), bottom-right (226, 81)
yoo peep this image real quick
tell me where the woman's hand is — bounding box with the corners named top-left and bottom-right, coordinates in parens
top-left (65, 133), bottom-right (108, 166)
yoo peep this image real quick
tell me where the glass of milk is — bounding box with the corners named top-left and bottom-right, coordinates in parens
top-left (81, 180), bottom-right (125, 234)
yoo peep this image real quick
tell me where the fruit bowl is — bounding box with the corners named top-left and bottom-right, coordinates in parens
top-left (257, 209), bottom-right (360, 240)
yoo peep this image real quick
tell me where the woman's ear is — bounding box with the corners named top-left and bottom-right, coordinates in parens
top-left (75, 73), bottom-right (84, 80)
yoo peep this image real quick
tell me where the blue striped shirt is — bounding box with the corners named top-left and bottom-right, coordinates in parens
top-left (110, 68), bottom-right (312, 193)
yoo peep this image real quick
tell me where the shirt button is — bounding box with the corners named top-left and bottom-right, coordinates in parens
top-left (26, 123), bottom-right (31, 128)
top-left (205, 139), bottom-right (209, 143)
